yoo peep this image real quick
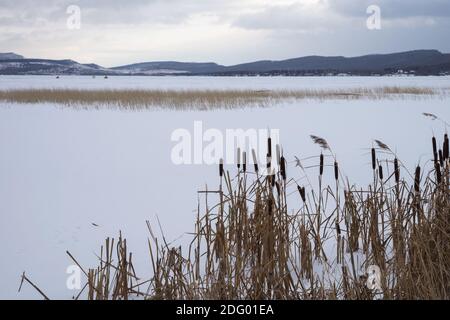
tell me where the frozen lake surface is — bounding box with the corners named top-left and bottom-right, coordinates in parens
top-left (0, 76), bottom-right (449, 299)
top-left (1, 75), bottom-right (450, 90)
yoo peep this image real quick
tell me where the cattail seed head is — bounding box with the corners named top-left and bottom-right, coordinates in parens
top-left (219, 158), bottom-right (224, 177)
top-left (267, 137), bottom-right (272, 158)
top-left (252, 149), bottom-right (259, 173)
top-left (237, 147), bottom-right (242, 170)
top-left (280, 156), bottom-right (286, 181)
top-left (435, 162), bottom-right (442, 184)
top-left (297, 185), bottom-right (306, 202)
top-left (438, 149), bottom-right (444, 167)
top-left (371, 148), bottom-right (376, 170)
top-left (242, 151), bottom-right (247, 173)
top-left (378, 165), bottom-right (383, 180)
top-left (394, 158), bottom-right (400, 184)
top-left (320, 153), bottom-right (324, 176)
top-left (334, 161), bottom-right (339, 181)
top-left (432, 137), bottom-right (437, 161)
top-left (444, 134), bottom-right (449, 160)
top-left (414, 166), bottom-right (421, 193)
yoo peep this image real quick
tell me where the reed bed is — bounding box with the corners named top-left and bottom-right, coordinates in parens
top-left (19, 113), bottom-right (449, 300)
top-left (0, 86), bottom-right (446, 110)
top-left (35, 122), bottom-right (447, 301)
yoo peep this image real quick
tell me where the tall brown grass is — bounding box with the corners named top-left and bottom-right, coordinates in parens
top-left (33, 130), bottom-right (447, 300)
top-left (0, 86), bottom-right (445, 110)
top-left (17, 108), bottom-right (449, 299)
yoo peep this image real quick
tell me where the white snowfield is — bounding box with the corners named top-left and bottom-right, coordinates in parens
top-left (1, 75), bottom-right (450, 90)
top-left (0, 75), bottom-right (449, 299)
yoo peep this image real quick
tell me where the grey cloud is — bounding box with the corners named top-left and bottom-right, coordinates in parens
top-left (231, 0), bottom-right (450, 34)
top-left (0, 0), bottom-right (231, 27)
top-left (328, 0), bottom-right (450, 18)
top-left (232, 3), bottom-right (340, 31)
top-left (1, 0), bottom-right (450, 66)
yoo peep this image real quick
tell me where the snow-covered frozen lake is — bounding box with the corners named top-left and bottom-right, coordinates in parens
top-left (0, 76), bottom-right (449, 299)
top-left (1, 75), bottom-right (450, 90)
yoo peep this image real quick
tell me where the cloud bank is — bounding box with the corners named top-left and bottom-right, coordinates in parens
top-left (0, 0), bottom-right (449, 66)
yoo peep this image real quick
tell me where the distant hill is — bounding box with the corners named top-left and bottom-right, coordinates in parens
top-left (1, 50), bottom-right (450, 76)
top-left (0, 52), bottom-right (24, 60)
top-left (223, 50), bottom-right (450, 74)
top-left (112, 61), bottom-right (226, 75)
top-left (0, 58), bottom-right (117, 75)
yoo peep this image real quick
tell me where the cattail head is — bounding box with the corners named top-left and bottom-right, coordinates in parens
top-left (438, 149), bottom-right (444, 167)
top-left (236, 147), bottom-right (241, 170)
top-left (242, 151), bottom-right (247, 173)
top-left (444, 133), bottom-right (449, 160)
top-left (252, 149), bottom-right (259, 173)
top-left (334, 161), bottom-right (339, 181)
top-left (297, 185), bottom-right (306, 202)
top-left (219, 158), bottom-right (224, 177)
top-left (271, 174), bottom-right (276, 188)
top-left (414, 166), bottom-right (421, 193)
top-left (335, 222), bottom-right (341, 236)
top-left (280, 156), bottom-right (286, 181)
top-left (371, 148), bottom-right (376, 170)
top-left (267, 137), bottom-right (272, 158)
top-left (435, 162), bottom-right (442, 184)
top-left (320, 153), bottom-right (324, 176)
top-left (432, 136), bottom-right (437, 161)
top-left (394, 158), bottom-right (400, 184)
top-left (266, 153), bottom-right (271, 169)
top-left (378, 165), bottom-right (383, 180)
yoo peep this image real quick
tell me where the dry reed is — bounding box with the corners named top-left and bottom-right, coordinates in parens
top-left (18, 109), bottom-right (450, 299)
top-left (29, 130), bottom-right (447, 300)
top-left (0, 86), bottom-right (446, 110)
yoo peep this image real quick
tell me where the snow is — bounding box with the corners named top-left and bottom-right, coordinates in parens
top-left (0, 75), bottom-right (449, 90)
top-left (0, 62), bottom-right (25, 70)
top-left (117, 69), bottom-right (189, 75)
top-left (0, 75), bottom-right (449, 299)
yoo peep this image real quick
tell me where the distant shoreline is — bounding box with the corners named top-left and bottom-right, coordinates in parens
top-left (1, 49), bottom-right (450, 76)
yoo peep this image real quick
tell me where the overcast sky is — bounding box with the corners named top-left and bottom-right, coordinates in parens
top-left (1, 0), bottom-right (449, 67)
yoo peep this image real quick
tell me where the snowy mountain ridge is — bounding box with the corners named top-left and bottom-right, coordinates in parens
top-left (1, 50), bottom-right (450, 76)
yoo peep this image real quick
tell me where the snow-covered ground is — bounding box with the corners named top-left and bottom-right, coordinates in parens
top-left (1, 75), bottom-right (449, 90)
top-left (0, 76), bottom-right (449, 299)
